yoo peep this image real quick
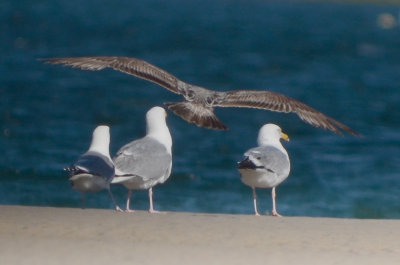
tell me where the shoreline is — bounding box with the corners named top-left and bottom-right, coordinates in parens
top-left (1, 205), bottom-right (399, 265)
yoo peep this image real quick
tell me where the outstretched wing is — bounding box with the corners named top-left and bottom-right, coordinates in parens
top-left (42, 56), bottom-right (359, 135)
top-left (216, 90), bottom-right (359, 135)
top-left (41, 56), bottom-right (184, 95)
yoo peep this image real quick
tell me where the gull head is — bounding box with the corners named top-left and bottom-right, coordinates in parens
top-left (146, 106), bottom-right (168, 131)
top-left (146, 106), bottom-right (172, 152)
top-left (257, 123), bottom-right (289, 147)
top-left (88, 125), bottom-right (111, 157)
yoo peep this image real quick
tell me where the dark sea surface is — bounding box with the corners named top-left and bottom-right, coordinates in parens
top-left (1, 0), bottom-right (400, 218)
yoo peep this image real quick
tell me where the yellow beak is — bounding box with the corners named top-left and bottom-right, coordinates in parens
top-left (281, 132), bottom-right (290, 141)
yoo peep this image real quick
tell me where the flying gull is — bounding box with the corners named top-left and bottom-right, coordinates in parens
top-left (65, 125), bottom-right (122, 211)
top-left (111, 106), bottom-right (172, 213)
top-left (41, 56), bottom-right (359, 135)
top-left (238, 124), bottom-right (290, 217)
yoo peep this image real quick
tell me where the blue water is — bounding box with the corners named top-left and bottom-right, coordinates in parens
top-left (1, 0), bottom-right (400, 218)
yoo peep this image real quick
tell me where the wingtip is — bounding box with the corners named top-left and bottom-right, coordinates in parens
top-left (328, 118), bottom-right (362, 137)
top-left (346, 126), bottom-right (362, 137)
top-left (321, 125), bottom-right (362, 137)
top-left (348, 130), bottom-right (362, 137)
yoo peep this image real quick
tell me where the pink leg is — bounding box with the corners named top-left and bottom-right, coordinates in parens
top-left (252, 187), bottom-right (260, 216)
top-left (107, 188), bottom-right (123, 212)
top-left (148, 187), bottom-right (162, 213)
top-left (271, 187), bottom-right (282, 217)
top-left (125, 190), bottom-right (134, 213)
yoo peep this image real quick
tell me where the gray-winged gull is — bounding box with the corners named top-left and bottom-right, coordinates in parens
top-left (112, 106), bottom-right (172, 213)
top-left (65, 125), bottom-right (122, 211)
top-left (238, 124), bottom-right (290, 217)
top-left (41, 56), bottom-right (359, 135)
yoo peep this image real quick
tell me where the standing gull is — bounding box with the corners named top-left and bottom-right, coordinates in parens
top-left (66, 125), bottom-right (122, 211)
top-left (238, 124), bottom-right (290, 217)
top-left (41, 56), bottom-right (360, 135)
top-left (112, 106), bottom-right (172, 213)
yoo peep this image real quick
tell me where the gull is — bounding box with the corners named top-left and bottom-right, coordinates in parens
top-left (65, 125), bottom-right (122, 211)
top-left (238, 124), bottom-right (290, 217)
top-left (111, 106), bottom-right (172, 213)
top-left (41, 56), bottom-right (359, 135)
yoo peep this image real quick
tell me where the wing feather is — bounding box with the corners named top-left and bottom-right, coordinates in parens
top-left (217, 90), bottom-right (360, 135)
top-left (113, 137), bottom-right (171, 181)
top-left (41, 56), bottom-right (183, 94)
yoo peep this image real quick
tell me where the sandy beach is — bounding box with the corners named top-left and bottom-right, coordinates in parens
top-left (1, 205), bottom-right (399, 265)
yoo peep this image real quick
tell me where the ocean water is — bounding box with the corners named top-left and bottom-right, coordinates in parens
top-left (1, 0), bottom-right (400, 218)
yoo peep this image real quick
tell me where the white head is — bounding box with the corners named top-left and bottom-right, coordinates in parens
top-left (146, 106), bottom-right (172, 153)
top-left (257, 123), bottom-right (289, 147)
top-left (88, 125), bottom-right (111, 158)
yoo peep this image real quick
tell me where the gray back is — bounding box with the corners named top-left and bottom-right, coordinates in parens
top-left (244, 146), bottom-right (290, 176)
top-left (113, 136), bottom-right (172, 181)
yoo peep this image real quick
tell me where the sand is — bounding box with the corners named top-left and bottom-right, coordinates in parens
top-left (1, 205), bottom-right (399, 265)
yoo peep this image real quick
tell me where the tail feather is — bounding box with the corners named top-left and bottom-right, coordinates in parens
top-left (164, 101), bottom-right (228, 130)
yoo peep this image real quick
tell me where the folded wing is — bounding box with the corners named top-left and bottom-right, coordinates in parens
top-left (113, 137), bottom-right (172, 182)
